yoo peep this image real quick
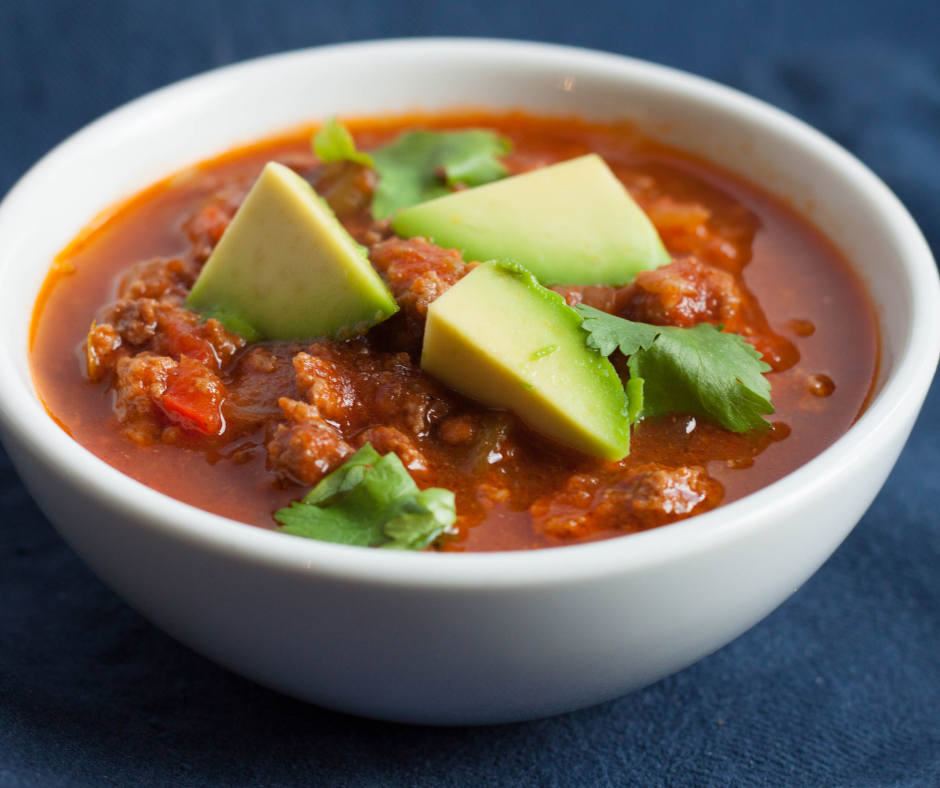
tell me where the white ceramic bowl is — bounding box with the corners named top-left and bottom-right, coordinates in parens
top-left (0, 39), bottom-right (937, 725)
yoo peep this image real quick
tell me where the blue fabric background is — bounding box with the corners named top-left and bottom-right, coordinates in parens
top-left (2, 1), bottom-right (940, 785)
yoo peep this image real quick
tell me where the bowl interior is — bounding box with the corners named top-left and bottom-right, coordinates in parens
top-left (0, 39), bottom-right (932, 570)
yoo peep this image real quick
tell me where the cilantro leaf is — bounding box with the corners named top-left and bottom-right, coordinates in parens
top-left (300, 443), bottom-right (380, 507)
top-left (370, 130), bottom-right (512, 219)
top-left (382, 488), bottom-right (457, 550)
top-left (274, 444), bottom-right (456, 549)
top-left (628, 323), bottom-right (774, 432)
top-left (576, 306), bottom-right (661, 356)
top-left (309, 122), bottom-right (511, 220)
top-left (575, 305), bottom-right (774, 433)
top-left (312, 117), bottom-right (375, 167)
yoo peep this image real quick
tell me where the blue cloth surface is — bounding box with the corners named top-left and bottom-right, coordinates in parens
top-left (2, 0), bottom-right (940, 785)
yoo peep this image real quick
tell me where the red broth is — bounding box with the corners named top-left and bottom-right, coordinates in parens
top-left (30, 113), bottom-right (878, 551)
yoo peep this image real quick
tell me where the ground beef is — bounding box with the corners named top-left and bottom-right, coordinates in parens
top-left (616, 257), bottom-right (743, 328)
top-left (117, 257), bottom-right (197, 303)
top-left (295, 340), bottom-right (456, 439)
top-left (620, 464), bottom-right (719, 521)
top-left (552, 258), bottom-right (798, 369)
top-left (86, 300), bottom-right (246, 385)
top-left (86, 322), bottom-right (123, 383)
top-left (112, 354), bottom-right (178, 445)
top-left (370, 236), bottom-right (469, 316)
top-left (531, 463), bottom-right (722, 539)
top-left (353, 425), bottom-right (428, 475)
top-left (369, 237), bottom-right (472, 356)
top-left (266, 398), bottom-right (353, 486)
top-left (293, 352), bottom-right (357, 425)
top-left (102, 297), bottom-right (160, 347)
top-left (183, 185), bottom-right (246, 262)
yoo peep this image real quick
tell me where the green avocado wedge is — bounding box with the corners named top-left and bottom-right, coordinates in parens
top-left (421, 260), bottom-right (633, 460)
top-left (186, 161), bottom-right (398, 341)
top-left (392, 154), bottom-right (671, 286)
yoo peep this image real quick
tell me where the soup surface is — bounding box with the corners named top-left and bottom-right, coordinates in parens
top-left (30, 113), bottom-right (878, 551)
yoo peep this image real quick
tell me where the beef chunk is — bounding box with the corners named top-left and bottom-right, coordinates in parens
top-left (86, 322), bottom-right (123, 382)
top-left (293, 352), bottom-right (357, 424)
top-left (531, 463), bottom-right (722, 539)
top-left (616, 258), bottom-right (743, 328)
top-left (89, 299), bottom-right (246, 384)
top-left (354, 425), bottom-right (428, 475)
top-left (370, 237), bottom-right (469, 316)
top-left (117, 257), bottom-right (197, 303)
top-left (266, 398), bottom-right (353, 486)
top-left (112, 354), bottom-right (178, 445)
top-left (183, 185), bottom-right (247, 262)
top-left (617, 464), bottom-right (720, 523)
top-left (102, 298), bottom-right (160, 347)
top-left (369, 237), bottom-right (472, 355)
top-left (96, 292), bottom-right (245, 369)
top-left (294, 340), bottom-right (455, 438)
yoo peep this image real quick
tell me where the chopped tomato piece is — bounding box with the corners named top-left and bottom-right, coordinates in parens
top-left (161, 355), bottom-right (226, 435)
top-left (161, 317), bottom-right (218, 367)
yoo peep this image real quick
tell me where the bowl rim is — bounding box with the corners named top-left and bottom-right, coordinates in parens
top-left (1, 37), bottom-right (938, 588)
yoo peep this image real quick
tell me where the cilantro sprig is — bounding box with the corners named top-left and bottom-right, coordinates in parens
top-left (575, 305), bottom-right (774, 433)
top-left (274, 444), bottom-right (456, 550)
top-left (312, 122), bottom-right (511, 219)
top-left (313, 117), bottom-right (375, 168)
top-left (370, 130), bottom-right (511, 218)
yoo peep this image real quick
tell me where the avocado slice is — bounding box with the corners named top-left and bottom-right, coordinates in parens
top-left (391, 154), bottom-right (670, 287)
top-left (422, 260), bottom-right (631, 460)
top-left (187, 161), bottom-right (398, 341)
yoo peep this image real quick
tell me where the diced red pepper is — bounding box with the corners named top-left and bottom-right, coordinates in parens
top-left (161, 356), bottom-right (226, 435)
